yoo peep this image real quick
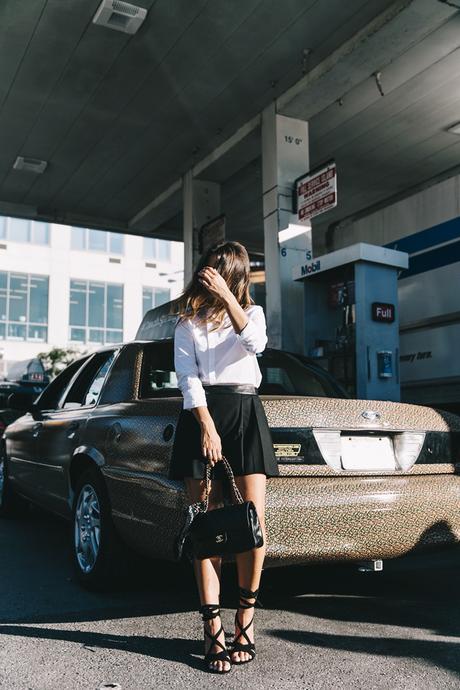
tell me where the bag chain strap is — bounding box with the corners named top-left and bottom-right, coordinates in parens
top-left (200, 455), bottom-right (244, 512)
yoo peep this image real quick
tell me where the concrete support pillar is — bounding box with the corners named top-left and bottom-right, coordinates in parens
top-left (182, 171), bottom-right (194, 286)
top-left (261, 102), bottom-right (310, 352)
top-left (182, 173), bottom-right (221, 286)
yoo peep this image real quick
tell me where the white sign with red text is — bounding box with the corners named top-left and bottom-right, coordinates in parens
top-left (296, 161), bottom-right (337, 223)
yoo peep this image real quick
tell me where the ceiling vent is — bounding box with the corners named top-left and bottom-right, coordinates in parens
top-left (13, 156), bottom-right (48, 174)
top-left (92, 0), bottom-right (147, 34)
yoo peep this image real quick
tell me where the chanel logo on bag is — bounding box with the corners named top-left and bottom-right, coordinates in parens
top-left (215, 533), bottom-right (225, 543)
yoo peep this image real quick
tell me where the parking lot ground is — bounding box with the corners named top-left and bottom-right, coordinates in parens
top-left (1, 505), bottom-right (459, 690)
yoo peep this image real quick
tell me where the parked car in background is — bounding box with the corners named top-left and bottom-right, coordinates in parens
top-left (0, 358), bottom-right (49, 436)
top-left (1, 304), bottom-right (460, 591)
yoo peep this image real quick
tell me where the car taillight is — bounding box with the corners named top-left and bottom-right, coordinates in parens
top-left (393, 432), bottom-right (425, 471)
top-left (312, 429), bottom-right (341, 470)
top-left (29, 373), bottom-right (44, 381)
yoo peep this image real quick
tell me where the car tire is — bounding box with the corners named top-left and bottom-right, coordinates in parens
top-left (72, 467), bottom-right (124, 591)
top-left (0, 444), bottom-right (29, 518)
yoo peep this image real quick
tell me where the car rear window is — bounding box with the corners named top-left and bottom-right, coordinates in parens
top-left (257, 351), bottom-right (340, 397)
top-left (138, 342), bottom-right (341, 399)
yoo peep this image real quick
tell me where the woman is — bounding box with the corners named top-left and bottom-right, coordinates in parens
top-left (169, 240), bottom-right (279, 674)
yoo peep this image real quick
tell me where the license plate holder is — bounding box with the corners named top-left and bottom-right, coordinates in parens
top-left (340, 434), bottom-right (395, 471)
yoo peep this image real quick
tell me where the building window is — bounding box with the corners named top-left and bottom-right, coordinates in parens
top-left (8, 218), bottom-right (29, 243)
top-left (143, 237), bottom-right (171, 262)
top-left (142, 286), bottom-right (170, 315)
top-left (69, 279), bottom-right (123, 345)
top-left (0, 216), bottom-right (50, 245)
top-left (0, 271), bottom-right (49, 342)
top-left (70, 227), bottom-right (124, 254)
top-left (33, 222), bottom-right (49, 245)
top-left (109, 233), bottom-right (123, 254)
top-left (71, 226), bottom-right (86, 250)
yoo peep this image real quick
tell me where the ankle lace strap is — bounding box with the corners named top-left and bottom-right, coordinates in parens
top-left (238, 586), bottom-right (262, 608)
top-left (199, 604), bottom-right (221, 621)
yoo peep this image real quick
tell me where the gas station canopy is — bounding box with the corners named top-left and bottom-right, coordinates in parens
top-left (0, 0), bottom-right (459, 253)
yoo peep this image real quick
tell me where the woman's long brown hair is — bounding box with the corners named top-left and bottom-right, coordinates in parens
top-left (170, 240), bottom-right (254, 330)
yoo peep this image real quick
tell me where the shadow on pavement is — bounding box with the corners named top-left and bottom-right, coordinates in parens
top-left (0, 505), bottom-right (199, 625)
top-left (0, 623), bottom-right (206, 671)
top-left (261, 524), bottom-right (460, 678)
top-left (2, 503), bottom-right (460, 677)
top-left (267, 628), bottom-right (460, 678)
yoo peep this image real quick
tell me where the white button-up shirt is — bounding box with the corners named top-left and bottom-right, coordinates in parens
top-left (174, 304), bottom-right (268, 409)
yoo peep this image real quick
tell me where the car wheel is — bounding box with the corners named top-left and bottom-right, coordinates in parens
top-left (0, 445), bottom-right (29, 518)
top-left (72, 467), bottom-right (123, 590)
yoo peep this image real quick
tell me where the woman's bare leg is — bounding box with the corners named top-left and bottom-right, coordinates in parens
top-left (184, 476), bottom-right (230, 672)
top-left (231, 473), bottom-right (267, 663)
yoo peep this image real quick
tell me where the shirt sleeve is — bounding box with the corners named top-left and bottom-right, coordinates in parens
top-left (174, 317), bottom-right (208, 410)
top-left (235, 305), bottom-right (268, 354)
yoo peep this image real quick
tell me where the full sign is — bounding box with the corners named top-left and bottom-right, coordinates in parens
top-left (295, 161), bottom-right (337, 223)
top-left (372, 302), bottom-right (395, 323)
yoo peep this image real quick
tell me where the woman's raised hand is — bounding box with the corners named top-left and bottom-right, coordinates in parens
top-left (198, 266), bottom-right (232, 302)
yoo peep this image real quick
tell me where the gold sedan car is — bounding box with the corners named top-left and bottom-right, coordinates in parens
top-left (2, 306), bottom-right (460, 589)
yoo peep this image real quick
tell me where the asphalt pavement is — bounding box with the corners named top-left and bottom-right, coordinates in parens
top-left (1, 505), bottom-right (459, 690)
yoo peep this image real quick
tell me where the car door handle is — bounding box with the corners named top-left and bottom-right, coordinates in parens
top-left (163, 424), bottom-right (175, 442)
top-left (67, 421), bottom-right (79, 439)
top-left (32, 422), bottom-right (43, 438)
top-left (108, 422), bottom-right (122, 444)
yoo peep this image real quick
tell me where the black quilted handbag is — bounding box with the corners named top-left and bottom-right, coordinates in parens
top-left (176, 456), bottom-right (264, 560)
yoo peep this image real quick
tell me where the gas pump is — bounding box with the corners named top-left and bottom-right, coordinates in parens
top-left (293, 242), bottom-right (409, 401)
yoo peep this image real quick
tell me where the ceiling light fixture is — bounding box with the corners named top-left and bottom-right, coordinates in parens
top-left (93, 0), bottom-right (148, 35)
top-left (446, 122), bottom-right (460, 135)
top-left (13, 156), bottom-right (48, 174)
top-left (278, 222), bottom-right (312, 243)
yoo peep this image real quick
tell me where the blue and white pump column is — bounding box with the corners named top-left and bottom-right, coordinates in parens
top-left (293, 243), bottom-right (409, 401)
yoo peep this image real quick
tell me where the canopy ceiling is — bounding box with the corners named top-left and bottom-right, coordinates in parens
top-left (0, 0), bottom-right (459, 253)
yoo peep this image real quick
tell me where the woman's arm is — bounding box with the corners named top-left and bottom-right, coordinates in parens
top-left (174, 318), bottom-right (222, 466)
top-left (198, 266), bottom-right (268, 353)
top-left (190, 407), bottom-right (222, 467)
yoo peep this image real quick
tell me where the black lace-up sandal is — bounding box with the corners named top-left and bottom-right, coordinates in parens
top-left (199, 604), bottom-right (231, 674)
top-left (230, 586), bottom-right (260, 664)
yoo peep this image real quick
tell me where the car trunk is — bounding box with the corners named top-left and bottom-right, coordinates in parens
top-left (258, 396), bottom-right (460, 566)
top-left (261, 396), bottom-right (460, 476)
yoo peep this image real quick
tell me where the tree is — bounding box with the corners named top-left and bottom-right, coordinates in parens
top-left (36, 345), bottom-right (89, 379)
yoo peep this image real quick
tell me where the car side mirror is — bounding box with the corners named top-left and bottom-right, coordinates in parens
top-left (7, 391), bottom-right (37, 412)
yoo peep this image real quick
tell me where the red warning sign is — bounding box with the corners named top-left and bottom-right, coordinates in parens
top-left (296, 162), bottom-right (337, 223)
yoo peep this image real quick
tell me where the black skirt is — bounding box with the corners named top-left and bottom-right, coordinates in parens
top-left (168, 385), bottom-right (280, 480)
